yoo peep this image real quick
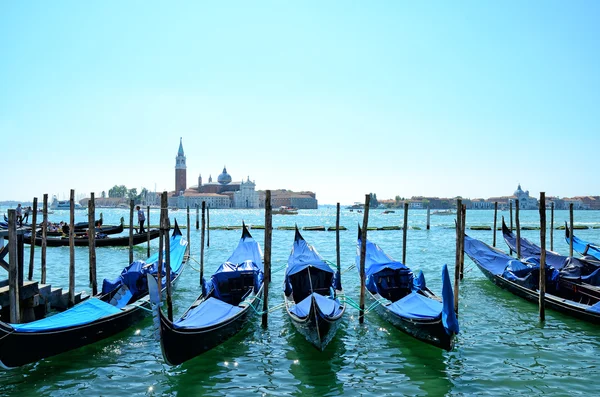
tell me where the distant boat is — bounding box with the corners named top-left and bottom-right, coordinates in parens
top-left (50, 196), bottom-right (83, 210)
top-left (273, 206), bottom-right (298, 215)
top-left (382, 210), bottom-right (395, 214)
top-left (432, 209), bottom-right (455, 216)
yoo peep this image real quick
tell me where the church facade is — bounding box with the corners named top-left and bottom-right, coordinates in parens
top-left (168, 140), bottom-right (259, 209)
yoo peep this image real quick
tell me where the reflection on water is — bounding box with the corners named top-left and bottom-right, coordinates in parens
top-left (284, 315), bottom-right (346, 396)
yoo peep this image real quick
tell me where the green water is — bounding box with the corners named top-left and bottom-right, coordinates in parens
top-left (1, 207), bottom-right (599, 396)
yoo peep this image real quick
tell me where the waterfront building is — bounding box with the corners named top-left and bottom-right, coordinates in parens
top-left (168, 140), bottom-right (260, 209)
top-left (259, 190), bottom-right (318, 209)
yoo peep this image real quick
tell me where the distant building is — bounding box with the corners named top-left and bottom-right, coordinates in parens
top-left (167, 140), bottom-right (260, 209)
top-left (175, 137), bottom-right (186, 196)
top-left (259, 190), bottom-right (318, 209)
top-left (509, 184), bottom-right (538, 209)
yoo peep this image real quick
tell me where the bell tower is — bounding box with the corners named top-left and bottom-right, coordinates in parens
top-left (175, 137), bottom-right (187, 195)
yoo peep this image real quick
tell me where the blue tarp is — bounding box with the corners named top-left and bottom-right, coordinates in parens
top-left (567, 233), bottom-right (600, 261)
top-left (10, 298), bottom-right (121, 332)
top-left (208, 260), bottom-right (263, 300)
top-left (225, 233), bottom-right (263, 271)
top-left (464, 235), bottom-right (515, 275)
top-left (289, 292), bottom-right (343, 319)
top-left (173, 297), bottom-right (243, 329)
top-left (356, 237), bottom-right (411, 293)
top-left (285, 236), bottom-right (333, 277)
top-left (441, 264), bottom-right (459, 334)
top-left (503, 225), bottom-right (569, 270)
top-left (388, 292), bottom-right (442, 320)
top-left (356, 238), bottom-right (409, 277)
top-left (413, 270), bottom-right (426, 291)
top-left (102, 233), bottom-right (187, 295)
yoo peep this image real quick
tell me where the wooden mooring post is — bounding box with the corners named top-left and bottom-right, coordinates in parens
top-left (509, 201), bottom-right (514, 255)
top-left (569, 203), bottom-right (574, 258)
top-left (402, 202), bottom-right (409, 264)
top-left (196, 203), bottom-right (200, 230)
top-left (550, 202), bottom-right (554, 251)
top-left (69, 190), bottom-right (75, 307)
top-left (41, 194), bottom-right (48, 284)
top-left (8, 210), bottom-right (20, 323)
top-left (27, 197), bottom-right (38, 281)
top-left (493, 202), bottom-right (498, 247)
top-left (539, 192), bottom-right (546, 322)
top-left (454, 199), bottom-right (462, 314)
top-left (336, 203), bottom-right (341, 289)
top-left (200, 201), bottom-right (206, 286)
top-left (186, 205), bottom-right (190, 248)
top-left (88, 193), bottom-right (98, 295)
top-left (207, 205), bottom-right (210, 248)
top-left (147, 205), bottom-right (151, 258)
top-left (129, 200), bottom-right (134, 264)
top-left (426, 206), bottom-right (431, 230)
top-left (359, 194), bottom-right (370, 324)
top-left (262, 190), bottom-right (272, 327)
top-left (515, 199), bottom-right (521, 258)
top-left (460, 204), bottom-right (466, 280)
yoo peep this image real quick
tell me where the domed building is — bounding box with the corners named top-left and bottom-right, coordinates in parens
top-left (217, 167), bottom-right (232, 185)
top-left (510, 184), bottom-right (538, 209)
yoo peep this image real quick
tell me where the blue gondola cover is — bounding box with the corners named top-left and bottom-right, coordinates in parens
top-left (173, 297), bottom-right (243, 329)
top-left (289, 292), bottom-right (343, 319)
top-left (10, 298), bottom-right (121, 332)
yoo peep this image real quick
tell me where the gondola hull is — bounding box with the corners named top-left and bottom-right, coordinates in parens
top-left (0, 271), bottom-right (186, 369)
top-left (367, 290), bottom-right (454, 351)
top-left (0, 225), bottom-right (188, 368)
top-left (44, 222), bottom-right (124, 237)
top-left (285, 293), bottom-right (344, 351)
top-left (156, 287), bottom-right (264, 366)
top-left (474, 260), bottom-right (600, 324)
top-left (25, 229), bottom-right (160, 247)
top-left (0, 303), bottom-right (147, 368)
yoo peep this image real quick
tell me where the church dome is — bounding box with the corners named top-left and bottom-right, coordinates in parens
top-left (514, 184), bottom-right (524, 196)
top-left (217, 166), bottom-right (232, 185)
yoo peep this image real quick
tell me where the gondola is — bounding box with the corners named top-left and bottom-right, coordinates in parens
top-left (464, 234), bottom-right (600, 323)
top-left (283, 227), bottom-right (345, 351)
top-left (148, 222), bottom-right (264, 366)
top-left (356, 227), bottom-right (458, 351)
top-left (501, 218), bottom-right (600, 277)
top-left (43, 217), bottom-right (124, 237)
top-left (23, 228), bottom-right (160, 247)
top-left (565, 223), bottom-right (600, 261)
top-left (0, 220), bottom-right (188, 368)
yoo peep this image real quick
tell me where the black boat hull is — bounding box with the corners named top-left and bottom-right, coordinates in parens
top-left (367, 290), bottom-right (454, 351)
top-left (285, 294), bottom-right (345, 351)
top-left (474, 261), bottom-right (600, 324)
top-left (156, 286), bottom-right (264, 366)
top-left (25, 229), bottom-right (160, 247)
top-left (0, 303), bottom-right (147, 368)
top-left (0, 238), bottom-right (188, 368)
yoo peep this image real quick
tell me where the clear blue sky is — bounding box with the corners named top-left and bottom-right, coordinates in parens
top-left (1, 1), bottom-right (598, 204)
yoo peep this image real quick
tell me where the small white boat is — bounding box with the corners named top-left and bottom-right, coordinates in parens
top-left (50, 196), bottom-right (84, 210)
